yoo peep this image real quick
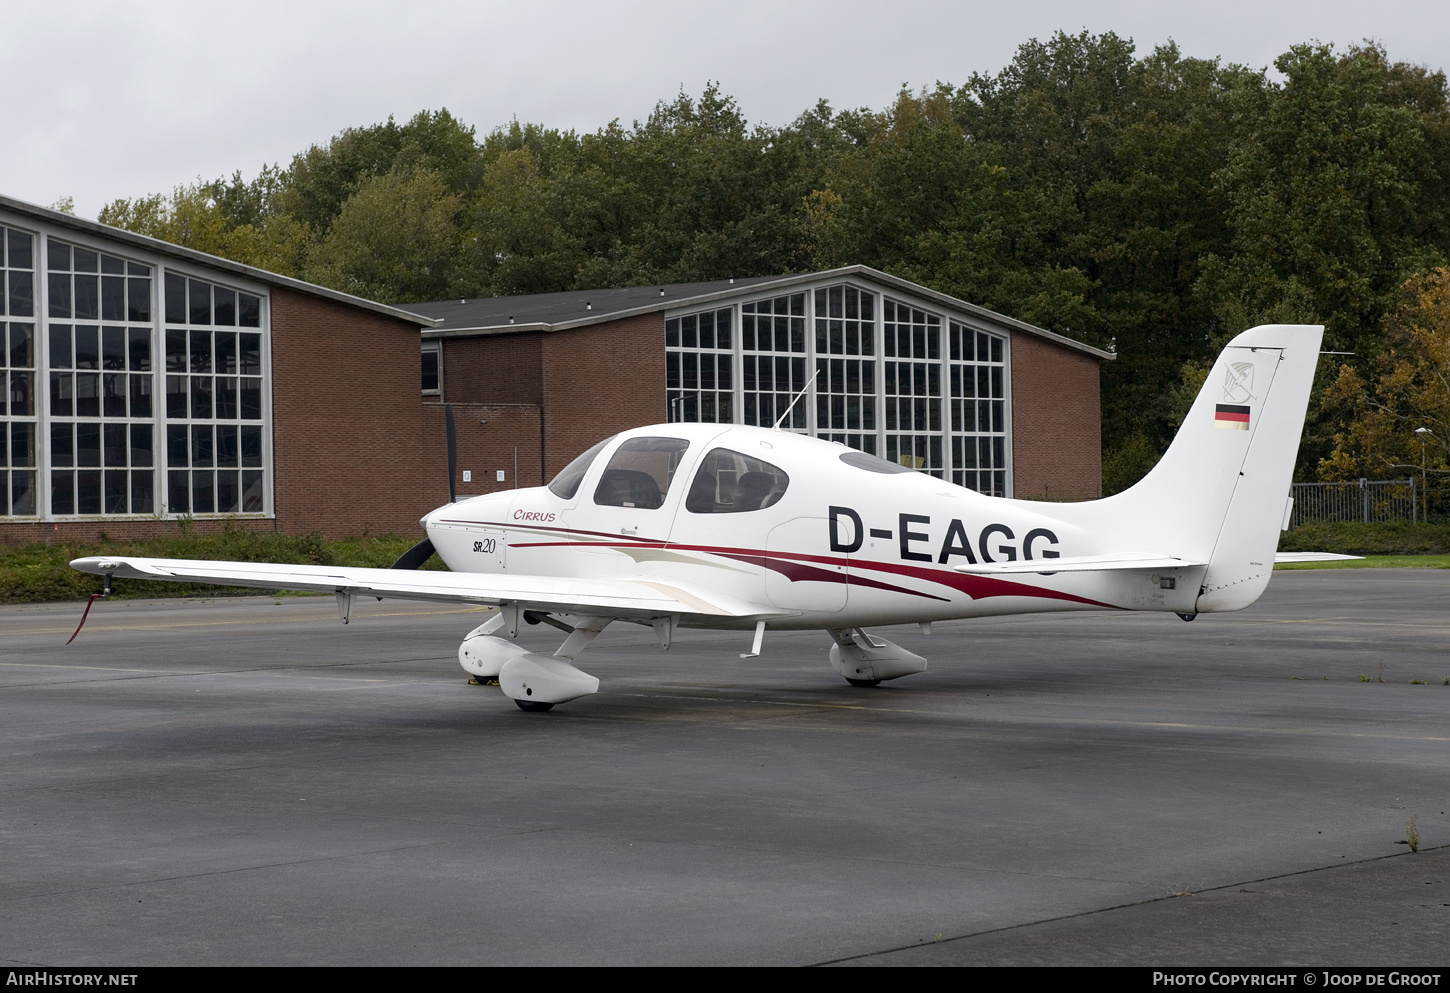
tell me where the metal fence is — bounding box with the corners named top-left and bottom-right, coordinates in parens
top-left (1289, 479), bottom-right (1419, 526)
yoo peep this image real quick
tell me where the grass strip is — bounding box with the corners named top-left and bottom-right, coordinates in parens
top-left (1275, 554), bottom-right (1450, 570)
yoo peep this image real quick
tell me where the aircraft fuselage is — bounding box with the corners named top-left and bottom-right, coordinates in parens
top-left (422, 424), bottom-right (1203, 631)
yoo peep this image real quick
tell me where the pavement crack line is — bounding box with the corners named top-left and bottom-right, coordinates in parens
top-left (808, 842), bottom-right (1450, 966)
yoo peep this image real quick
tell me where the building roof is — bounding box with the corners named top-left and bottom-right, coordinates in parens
top-left (411, 265), bottom-right (1113, 360)
top-left (0, 194), bottom-right (440, 329)
top-left (409, 276), bottom-right (781, 330)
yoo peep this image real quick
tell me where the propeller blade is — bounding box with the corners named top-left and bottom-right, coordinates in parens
top-left (390, 538), bottom-right (437, 570)
top-left (445, 403), bottom-right (457, 504)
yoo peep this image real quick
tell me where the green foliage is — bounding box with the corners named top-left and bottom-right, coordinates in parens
top-left (0, 523), bottom-right (444, 604)
top-left (1195, 44), bottom-right (1447, 359)
top-left (450, 86), bottom-right (820, 297)
top-left (1278, 520), bottom-right (1450, 555)
top-left (100, 181), bottom-right (310, 278)
top-left (278, 109), bottom-right (479, 235)
top-left (1320, 269), bottom-right (1450, 508)
top-left (306, 166), bottom-right (461, 302)
top-left (951, 34), bottom-right (1259, 450)
top-left (1101, 434), bottom-right (1160, 495)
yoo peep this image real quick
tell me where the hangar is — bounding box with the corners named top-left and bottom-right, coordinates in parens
top-left (1, 192), bottom-right (1110, 545)
top-left (0, 195), bottom-right (439, 544)
top-left (409, 268), bottom-right (1111, 504)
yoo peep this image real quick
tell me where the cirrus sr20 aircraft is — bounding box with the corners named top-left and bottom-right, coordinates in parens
top-left (73, 324), bottom-right (1341, 712)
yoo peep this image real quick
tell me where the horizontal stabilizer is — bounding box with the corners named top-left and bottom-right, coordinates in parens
top-left (955, 553), bottom-right (1205, 575)
top-left (1273, 552), bottom-right (1363, 563)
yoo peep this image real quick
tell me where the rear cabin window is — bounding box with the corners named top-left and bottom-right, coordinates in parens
top-left (839, 450), bottom-right (914, 474)
top-left (685, 448), bottom-right (790, 513)
top-left (592, 437), bottom-right (690, 509)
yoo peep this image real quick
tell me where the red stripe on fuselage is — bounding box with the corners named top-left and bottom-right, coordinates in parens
top-left (449, 519), bottom-right (1114, 609)
top-left (711, 551), bottom-right (950, 602)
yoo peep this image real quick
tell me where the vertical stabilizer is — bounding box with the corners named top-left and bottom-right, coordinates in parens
top-left (1191, 326), bottom-right (1322, 609)
top-left (1043, 325), bottom-right (1322, 611)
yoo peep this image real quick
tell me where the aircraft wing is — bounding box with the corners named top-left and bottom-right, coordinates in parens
top-left (69, 556), bottom-right (776, 621)
top-left (954, 553), bottom-right (1206, 575)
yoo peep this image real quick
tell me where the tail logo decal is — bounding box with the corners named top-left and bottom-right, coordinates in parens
top-left (1222, 361), bottom-right (1256, 403)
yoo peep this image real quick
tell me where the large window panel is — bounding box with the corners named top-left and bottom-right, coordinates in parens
top-left (162, 273), bottom-right (266, 515)
top-left (814, 285), bottom-right (876, 454)
top-left (45, 243), bottom-right (156, 516)
top-left (883, 298), bottom-right (944, 476)
top-left (666, 307), bottom-right (732, 424)
top-left (2, 229), bottom-right (270, 519)
top-left (1, 226), bottom-right (37, 514)
top-left (948, 321), bottom-right (1009, 496)
top-left (659, 283), bottom-right (1012, 495)
top-left (741, 293), bottom-right (807, 430)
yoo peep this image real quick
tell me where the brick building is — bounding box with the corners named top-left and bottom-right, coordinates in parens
top-left (0, 195), bottom-right (440, 544)
top-left (0, 193), bottom-right (1110, 546)
top-left (411, 267), bottom-right (1112, 504)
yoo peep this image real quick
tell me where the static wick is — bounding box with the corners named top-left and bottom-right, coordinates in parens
top-left (66, 576), bottom-right (112, 645)
top-left (66, 593), bottom-right (101, 645)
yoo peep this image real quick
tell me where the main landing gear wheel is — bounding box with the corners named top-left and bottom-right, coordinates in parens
top-left (514, 699), bottom-right (555, 712)
top-left (845, 677), bottom-right (882, 688)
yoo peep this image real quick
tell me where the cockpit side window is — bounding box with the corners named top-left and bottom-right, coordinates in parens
top-left (685, 448), bottom-right (790, 513)
top-left (548, 435), bottom-right (615, 499)
top-left (592, 437), bottom-right (690, 509)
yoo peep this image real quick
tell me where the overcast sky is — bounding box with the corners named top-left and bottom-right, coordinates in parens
top-left (6, 0), bottom-right (1447, 219)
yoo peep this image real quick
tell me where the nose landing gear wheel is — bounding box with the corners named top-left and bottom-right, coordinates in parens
top-left (845, 677), bottom-right (882, 688)
top-left (515, 699), bottom-right (555, 712)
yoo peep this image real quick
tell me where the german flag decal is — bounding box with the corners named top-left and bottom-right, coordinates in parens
top-left (1215, 403), bottom-right (1250, 430)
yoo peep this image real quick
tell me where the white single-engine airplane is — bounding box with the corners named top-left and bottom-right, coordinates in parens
top-left (74, 324), bottom-right (1340, 711)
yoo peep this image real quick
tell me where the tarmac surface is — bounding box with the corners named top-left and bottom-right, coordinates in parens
top-left (1, 568), bottom-right (1447, 966)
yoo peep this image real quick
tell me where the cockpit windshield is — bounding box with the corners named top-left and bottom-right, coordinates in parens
top-left (547, 435), bottom-right (615, 499)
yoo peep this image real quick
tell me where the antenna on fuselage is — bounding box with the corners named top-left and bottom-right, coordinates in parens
top-left (772, 369), bottom-right (819, 431)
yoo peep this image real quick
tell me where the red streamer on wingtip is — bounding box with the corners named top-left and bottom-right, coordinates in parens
top-left (66, 592), bottom-right (102, 645)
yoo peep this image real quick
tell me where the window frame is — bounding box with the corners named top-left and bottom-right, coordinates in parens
top-left (421, 341), bottom-right (441, 395)
top-left (0, 214), bottom-right (275, 521)
top-left (664, 280), bottom-right (1014, 496)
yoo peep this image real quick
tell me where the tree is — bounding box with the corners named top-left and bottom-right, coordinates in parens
top-left (100, 185), bottom-right (230, 256)
top-left (1320, 268), bottom-right (1450, 492)
top-left (305, 166), bottom-right (460, 302)
top-left (278, 109), bottom-right (479, 235)
top-left (953, 33), bottom-right (1259, 455)
top-left (1195, 44), bottom-right (1448, 359)
top-left (448, 86), bottom-right (823, 297)
top-left (99, 182), bottom-right (310, 278)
